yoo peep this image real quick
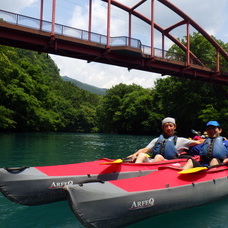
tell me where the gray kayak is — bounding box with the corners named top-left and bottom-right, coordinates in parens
top-left (65, 165), bottom-right (228, 228)
top-left (0, 158), bottom-right (186, 205)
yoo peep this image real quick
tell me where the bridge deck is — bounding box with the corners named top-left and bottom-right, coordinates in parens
top-left (0, 20), bottom-right (228, 86)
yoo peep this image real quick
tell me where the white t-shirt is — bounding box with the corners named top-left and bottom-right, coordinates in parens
top-left (146, 137), bottom-right (194, 155)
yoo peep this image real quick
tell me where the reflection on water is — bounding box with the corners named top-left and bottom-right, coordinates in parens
top-left (0, 133), bottom-right (152, 167)
top-left (1, 133), bottom-right (228, 228)
top-left (0, 194), bottom-right (80, 228)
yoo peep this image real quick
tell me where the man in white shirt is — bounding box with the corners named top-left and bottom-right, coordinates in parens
top-left (128, 117), bottom-right (204, 163)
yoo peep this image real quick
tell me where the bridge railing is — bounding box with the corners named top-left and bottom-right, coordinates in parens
top-left (110, 36), bottom-right (142, 49)
top-left (0, 10), bottom-right (188, 61)
top-left (1, 9), bottom-right (226, 74)
top-left (142, 44), bottom-right (187, 62)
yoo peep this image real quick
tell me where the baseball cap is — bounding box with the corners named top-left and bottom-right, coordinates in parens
top-left (162, 117), bottom-right (176, 126)
top-left (206, 121), bottom-right (220, 127)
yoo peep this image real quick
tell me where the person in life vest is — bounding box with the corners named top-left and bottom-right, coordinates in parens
top-left (182, 121), bottom-right (228, 170)
top-left (127, 117), bottom-right (204, 163)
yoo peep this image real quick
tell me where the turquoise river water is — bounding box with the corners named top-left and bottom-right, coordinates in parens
top-left (0, 133), bottom-right (228, 228)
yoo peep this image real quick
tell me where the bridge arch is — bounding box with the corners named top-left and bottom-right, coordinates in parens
top-left (101, 0), bottom-right (228, 71)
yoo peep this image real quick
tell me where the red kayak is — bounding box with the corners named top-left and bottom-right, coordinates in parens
top-left (66, 163), bottom-right (228, 228)
top-left (0, 157), bottom-right (189, 205)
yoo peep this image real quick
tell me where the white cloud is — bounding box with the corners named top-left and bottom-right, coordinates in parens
top-left (170, 0), bottom-right (227, 36)
top-left (0, 0), bottom-right (37, 13)
top-left (68, 4), bottom-right (88, 31)
top-left (68, 0), bottom-right (128, 36)
top-left (50, 54), bottom-right (160, 89)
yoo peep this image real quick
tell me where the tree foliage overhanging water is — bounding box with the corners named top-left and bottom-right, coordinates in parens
top-left (0, 32), bottom-right (228, 136)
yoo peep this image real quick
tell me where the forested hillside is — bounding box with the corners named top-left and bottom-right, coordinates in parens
top-left (0, 33), bottom-right (228, 136)
top-left (0, 45), bottom-right (100, 132)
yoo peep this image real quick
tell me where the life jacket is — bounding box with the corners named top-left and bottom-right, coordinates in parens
top-left (200, 136), bottom-right (228, 160)
top-left (151, 134), bottom-right (178, 159)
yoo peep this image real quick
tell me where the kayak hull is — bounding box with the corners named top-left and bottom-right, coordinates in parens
top-left (66, 166), bottom-right (228, 228)
top-left (0, 158), bottom-right (187, 205)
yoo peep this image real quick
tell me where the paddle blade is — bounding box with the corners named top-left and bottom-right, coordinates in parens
top-left (178, 166), bottom-right (208, 174)
top-left (112, 158), bottom-right (123, 163)
top-left (191, 129), bottom-right (200, 135)
top-left (100, 158), bottom-right (123, 165)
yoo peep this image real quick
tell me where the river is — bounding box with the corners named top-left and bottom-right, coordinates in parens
top-left (0, 132), bottom-right (228, 228)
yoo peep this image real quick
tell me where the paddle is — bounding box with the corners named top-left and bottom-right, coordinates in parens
top-left (100, 158), bottom-right (124, 165)
top-left (100, 158), bottom-right (128, 165)
top-left (178, 163), bottom-right (228, 174)
top-left (191, 129), bottom-right (201, 136)
top-left (100, 154), bottom-right (150, 165)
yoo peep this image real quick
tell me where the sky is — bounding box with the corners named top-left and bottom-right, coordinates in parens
top-left (0, 0), bottom-right (227, 89)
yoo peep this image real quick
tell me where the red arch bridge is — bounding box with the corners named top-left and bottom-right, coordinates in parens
top-left (0, 0), bottom-right (227, 85)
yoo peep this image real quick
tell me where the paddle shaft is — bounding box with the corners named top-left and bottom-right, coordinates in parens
top-left (207, 163), bottom-right (228, 170)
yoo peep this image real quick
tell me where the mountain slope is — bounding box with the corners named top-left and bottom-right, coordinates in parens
top-left (62, 76), bottom-right (106, 95)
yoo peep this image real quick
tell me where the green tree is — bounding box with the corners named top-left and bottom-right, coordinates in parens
top-left (168, 32), bottom-right (228, 72)
top-left (153, 33), bottom-right (228, 136)
top-left (0, 45), bottom-right (100, 132)
top-left (97, 83), bottom-right (162, 134)
top-left (0, 105), bottom-right (16, 129)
